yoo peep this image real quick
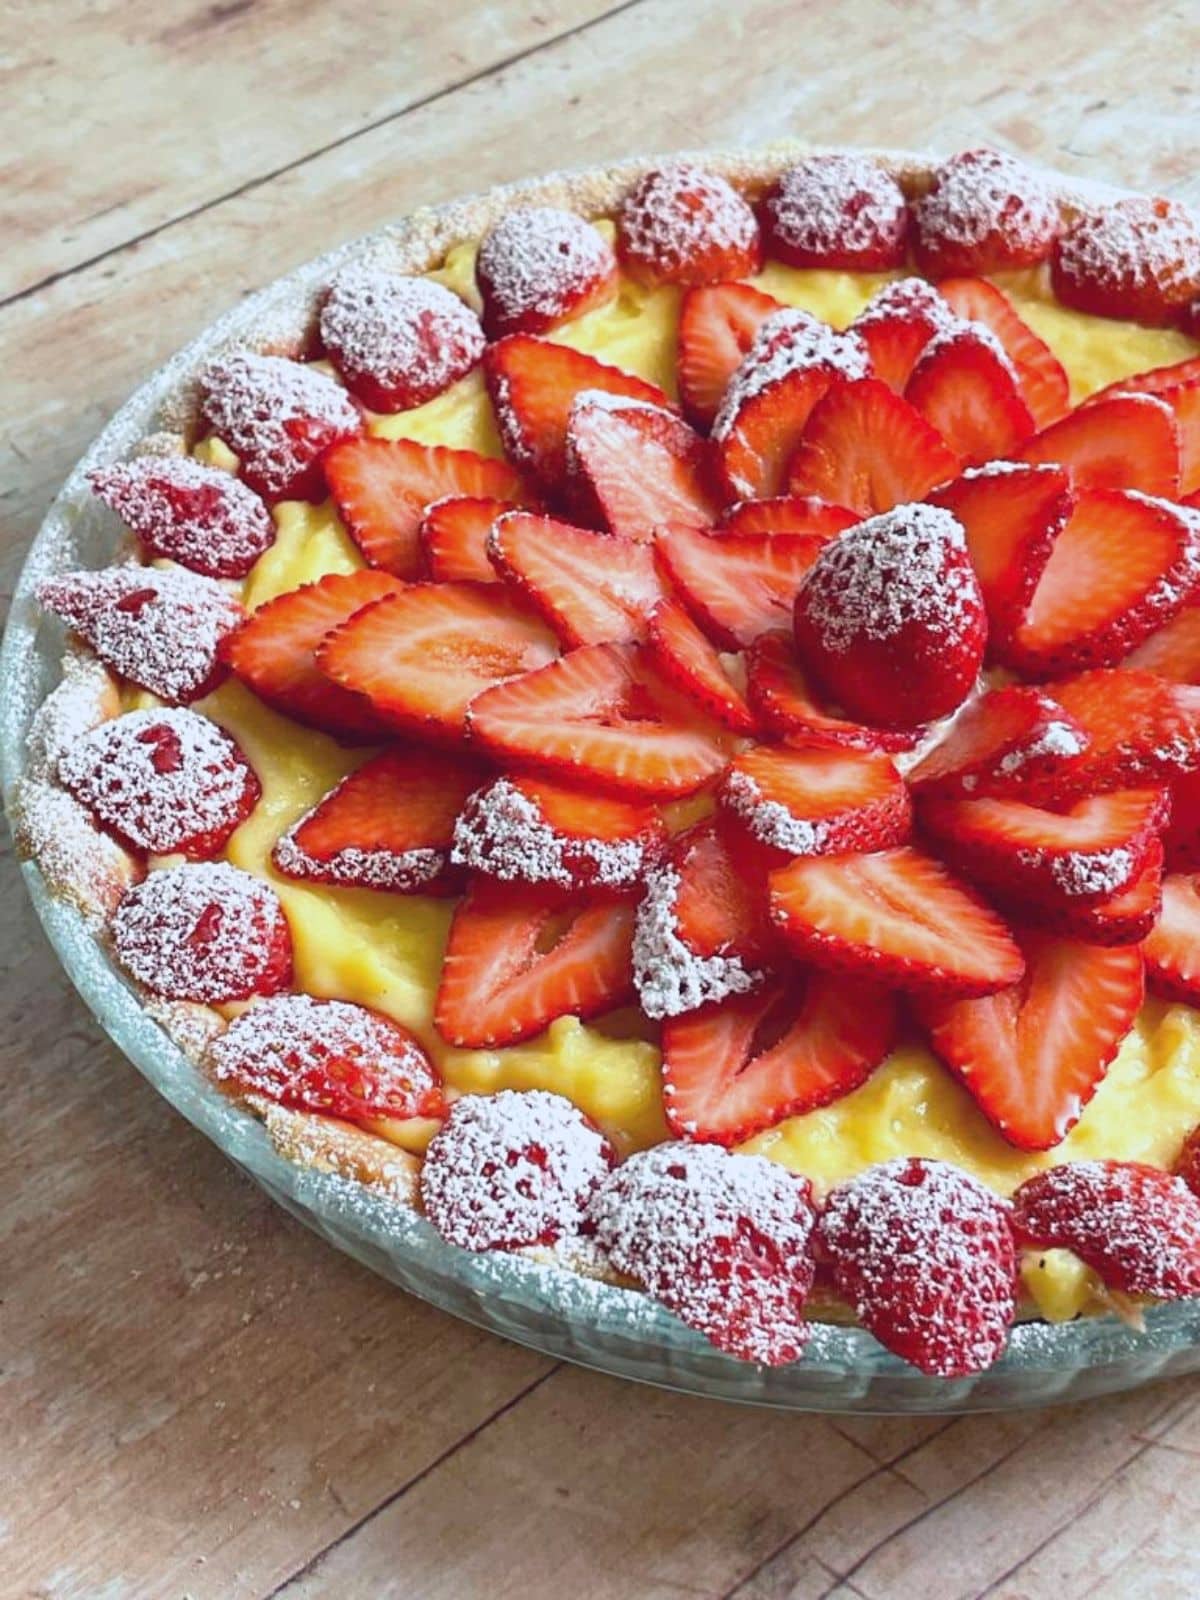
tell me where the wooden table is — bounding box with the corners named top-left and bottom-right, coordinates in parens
top-left (4, 3), bottom-right (1200, 1594)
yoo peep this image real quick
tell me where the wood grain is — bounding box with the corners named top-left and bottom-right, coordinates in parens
top-left (3, 2), bottom-right (1200, 1596)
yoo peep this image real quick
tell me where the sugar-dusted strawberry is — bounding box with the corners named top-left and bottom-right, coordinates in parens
top-left (419, 496), bottom-right (515, 584)
top-left (1005, 489), bottom-right (1200, 676)
top-left (475, 206), bottom-right (618, 337)
top-left (199, 351), bottom-right (361, 502)
top-left (588, 1142), bottom-right (818, 1365)
top-left (662, 971), bottom-right (897, 1144)
top-left (1090, 360), bottom-right (1200, 497)
top-left (1164, 770), bottom-right (1200, 870)
top-left (220, 569), bottom-right (403, 740)
top-left (1179, 1124), bottom-right (1200, 1199)
top-left (565, 395), bottom-right (719, 538)
top-left (851, 277), bottom-right (960, 393)
top-left (485, 334), bottom-right (672, 490)
top-left (676, 281), bottom-right (782, 429)
top-left (760, 153), bottom-right (908, 271)
top-left (907, 684), bottom-right (1087, 799)
top-left (793, 502), bottom-right (986, 728)
top-left (1011, 1160), bottom-right (1200, 1298)
top-left (451, 772), bottom-right (665, 893)
top-left (59, 707), bottom-right (260, 859)
top-left (318, 266), bottom-right (485, 412)
top-left (1020, 840), bottom-right (1163, 946)
top-left (937, 277), bottom-right (1070, 427)
top-left (325, 435), bottom-right (529, 579)
top-left (718, 495), bottom-right (859, 538)
top-left (1052, 196), bottom-right (1200, 327)
top-left (905, 326), bottom-right (1035, 465)
top-left (617, 163), bottom-right (762, 285)
top-left (912, 148), bottom-right (1060, 279)
top-left (786, 376), bottom-right (960, 515)
top-left (434, 878), bottom-right (635, 1047)
top-left (720, 744), bottom-right (911, 858)
top-left (38, 564), bottom-right (243, 706)
top-left (318, 581), bottom-right (557, 743)
top-left (112, 861), bottom-right (292, 1002)
top-left (1042, 668), bottom-right (1200, 799)
top-left (1144, 873), bottom-right (1200, 1005)
top-left (744, 630), bottom-right (922, 753)
top-left (89, 455), bottom-right (275, 579)
top-left (656, 521), bottom-right (831, 650)
top-left (420, 1089), bottom-right (615, 1252)
top-left (632, 819), bottom-right (775, 1019)
top-left (488, 512), bottom-right (665, 646)
top-left (769, 845), bottom-right (1024, 997)
top-left (272, 745), bottom-right (483, 894)
top-left (818, 1158), bottom-right (1017, 1376)
top-left (468, 641), bottom-right (729, 798)
top-left (927, 461), bottom-right (1073, 645)
top-left (646, 597), bottom-right (756, 732)
top-left (917, 935), bottom-right (1143, 1150)
top-left (209, 992), bottom-right (444, 1124)
top-left (1017, 392), bottom-right (1182, 497)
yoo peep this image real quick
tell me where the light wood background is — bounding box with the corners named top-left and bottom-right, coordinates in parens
top-left (4, 3), bottom-right (1200, 1595)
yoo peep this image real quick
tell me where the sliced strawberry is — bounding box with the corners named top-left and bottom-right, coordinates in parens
top-left (1164, 770), bottom-right (1200, 870)
top-left (272, 745), bottom-right (484, 894)
top-left (676, 281), bottom-right (781, 430)
top-left (484, 335), bottom-right (672, 490)
top-left (219, 569), bottom-right (404, 740)
top-left (927, 462), bottom-right (1072, 647)
top-left (760, 154), bottom-right (908, 270)
top-left (646, 597), bottom-right (756, 732)
top-left (1122, 603), bottom-right (1200, 683)
top-left (744, 630), bottom-right (923, 753)
top-left (917, 935), bottom-right (1143, 1150)
top-left (906, 684), bottom-right (1088, 799)
top-left (324, 436), bottom-right (528, 579)
top-left (1090, 354), bottom-right (1200, 403)
top-left (912, 149), bottom-right (1060, 279)
top-left (786, 377), bottom-right (960, 515)
top-left (419, 496), bottom-right (516, 584)
top-left (1051, 197), bottom-right (1200, 327)
top-left (475, 206), bottom-right (617, 337)
top-left (1019, 839), bottom-right (1164, 946)
top-left (937, 276), bottom-right (1070, 427)
top-left (661, 971), bottom-right (897, 1144)
top-left (851, 277), bottom-right (960, 393)
top-left (434, 878), bottom-right (635, 1047)
top-left (468, 641), bottom-right (730, 799)
top-left (1016, 393), bottom-right (1182, 496)
top-left (769, 846), bottom-right (1025, 997)
top-left (1005, 489), bottom-right (1200, 676)
top-left (720, 744), bottom-right (911, 857)
top-left (718, 495), bottom-right (859, 538)
top-left (617, 163), bottom-right (762, 285)
top-left (318, 582), bottom-right (557, 743)
top-left (89, 456), bottom-right (275, 580)
top-left (1043, 668), bottom-right (1200, 799)
top-left (488, 512), bottom-right (665, 647)
top-left (905, 327), bottom-right (1034, 466)
top-left (1144, 873), bottom-right (1200, 1004)
top-left (1092, 365), bottom-right (1200, 497)
top-left (565, 397), bottom-right (719, 539)
top-left (656, 521), bottom-right (830, 650)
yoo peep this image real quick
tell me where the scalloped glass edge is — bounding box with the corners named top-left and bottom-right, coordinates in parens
top-left (6, 147), bottom-right (1200, 1414)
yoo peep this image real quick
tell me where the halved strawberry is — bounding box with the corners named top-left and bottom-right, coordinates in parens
top-left (565, 397), bottom-right (719, 538)
top-left (905, 328), bottom-right (1035, 466)
top-left (475, 206), bottom-right (618, 337)
top-left (917, 935), bottom-right (1144, 1150)
top-left (325, 436), bottom-right (528, 578)
top-left (760, 154), bottom-right (908, 271)
top-left (419, 496), bottom-right (515, 584)
top-left (1052, 197), bottom-right (1200, 328)
top-left (769, 846), bottom-right (1025, 996)
top-left (434, 878), bottom-right (635, 1048)
top-left (1005, 489), bottom-right (1200, 676)
top-left (655, 521), bottom-right (831, 649)
top-left (468, 641), bottom-right (730, 799)
top-left (720, 744), bottom-right (911, 857)
top-left (744, 630), bottom-right (923, 753)
top-left (484, 335), bottom-right (672, 490)
top-left (317, 582), bottom-right (557, 742)
top-left (1043, 669), bottom-right (1200, 799)
top-left (89, 456), bottom-right (275, 580)
top-left (1017, 839), bottom-right (1163, 946)
top-left (676, 281), bottom-right (782, 430)
top-left (1145, 874), bottom-right (1200, 1004)
top-left (617, 164), bottom-right (762, 285)
top-left (219, 569), bottom-right (404, 740)
top-left (927, 461), bottom-right (1072, 647)
top-left (718, 495), bottom-right (859, 538)
top-left (271, 745), bottom-right (484, 894)
top-left (646, 598), bottom-right (756, 732)
top-left (1123, 604), bottom-right (1200, 682)
top-left (488, 512), bottom-right (664, 647)
top-left (937, 276), bottom-right (1070, 427)
top-left (1165, 770), bottom-right (1200, 870)
top-left (906, 684), bottom-right (1088, 799)
top-left (661, 972), bottom-right (897, 1144)
top-left (851, 277), bottom-right (959, 393)
top-left (912, 150), bottom-right (1060, 280)
top-left (1016, 393), bottom-right (1182, 496)
top-left (786, 377), bottom-right (960, 515)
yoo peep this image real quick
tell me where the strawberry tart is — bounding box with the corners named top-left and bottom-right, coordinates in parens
top-left (12, 144), bottom-right (1200, 1388)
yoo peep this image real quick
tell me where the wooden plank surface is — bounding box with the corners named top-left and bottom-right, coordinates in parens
top-left (3, 2), bottom-right (1200, 1596)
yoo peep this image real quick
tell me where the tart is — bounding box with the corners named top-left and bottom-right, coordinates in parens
top-left (12, 144), bottom-right (1200, 1383)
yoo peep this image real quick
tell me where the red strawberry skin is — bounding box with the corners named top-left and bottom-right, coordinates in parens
top-left (1017, 393), bottom-right (1182, 498)
top-left (905, 329), bottom-right (1035, 467)
top-left (937, 276), bottom-right (1070, 427)
top-left (677, 282), bottom-right (782, 429)
top-left (1144, 873), bottom-right (1200, 1005)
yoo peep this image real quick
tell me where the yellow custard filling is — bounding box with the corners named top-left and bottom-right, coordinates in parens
top-left (188, 227), bottom-right (1200, 1318)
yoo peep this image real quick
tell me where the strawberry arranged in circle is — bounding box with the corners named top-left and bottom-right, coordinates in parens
top-left (209, 992), bottom-right (444, 1125)
top-left (434, 877), bottom-right (636, 1048)
top-left (817, 1158), bottom-right (1017, 1377)
top-left (112, 860), bottom-right (292, 1002)
top-left (676, 281), bottom-right (782, 428)
top-left (1052, 197), bottom-right (1200, 327)
top-left (272, 745), bottom-right (484, 894)
top-left (907, 684), bottom-right (1088, 800)
top-left (1016, 392), bottom-right (1181, 496)
top-left (760, 154), bottom-right (908, 271)
top-left (1144, 874), bottom-right (1200, 1005)
top-left (917, 935), bottom-right (1145, 1149)
top-left (905, 326), bottom-right (1034, 466)
top-left (1091, 355), bottom-right (1200, 496)
top-left (911, 149), bottom-right (1060, 278)
top-left (646, 598), bottom-right (756, 732)
top-left (419, 496), bottom-right (516, 584)
top-left (1025, 840), bottom-right (1163, 946)
top-left (656, 520), bottom-right (832, 650)
top-left (565, 395), bottom-right (719, 538)
top-left (199, 351), bottom-right (361, 502)
top-left (937, 277), bottom-right (1070, 427)
top-left (720, 744), bottom-right (911, 858)
top-left (476, 206), bottom-right (617, 337)
top-left (744, 629), bottom-right (922, 753)
top-left (851, 277), bottom-right (960, 393)
top-left (89, 455), bottom-right (275, 579)
top-left (718, 494), bottom-right (859, 538)
top-left (617, 163), bottom-right (762, 285)
top-left (1041, 668), bottom-right (1200, 800)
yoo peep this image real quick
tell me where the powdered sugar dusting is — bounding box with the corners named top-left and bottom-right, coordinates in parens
top-left (200, 351), bottom-right (360, 497)
top-left (477, 206), bottom-right (616, 333)
top-left (1056, 197), bottom-right (1200, 300)
top-left (712, 308), bottom-right (869, 441)
top-left (451, 776), bottom-right (651, 891)
top-left (919, 320), bottom-right (1020, 384)
top-left (25, 650), bottom-right (118, 779)
top-left (89, 455), bottom-right (275, 578)
top-left (272, 825), bottom-right (445, 894)
top-left (763, 154), bottom-right (907, 266)
top-left (632, 863), bottom-right (762, 1019)
top-left (618, 162), bottom-right (759, 281)
top-left (996, 719), bottom-right (1084, 775)
top-left (1041, 846), bottom-right (1135, 899)
top-left (915, 148), bottom-right (1059, 259)
top-left (722, 768), bottom-right (828, 856)
top-left (9, 776), bottom-right (138, 928)
top-left (854, 277), bottom-right (959, 332)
